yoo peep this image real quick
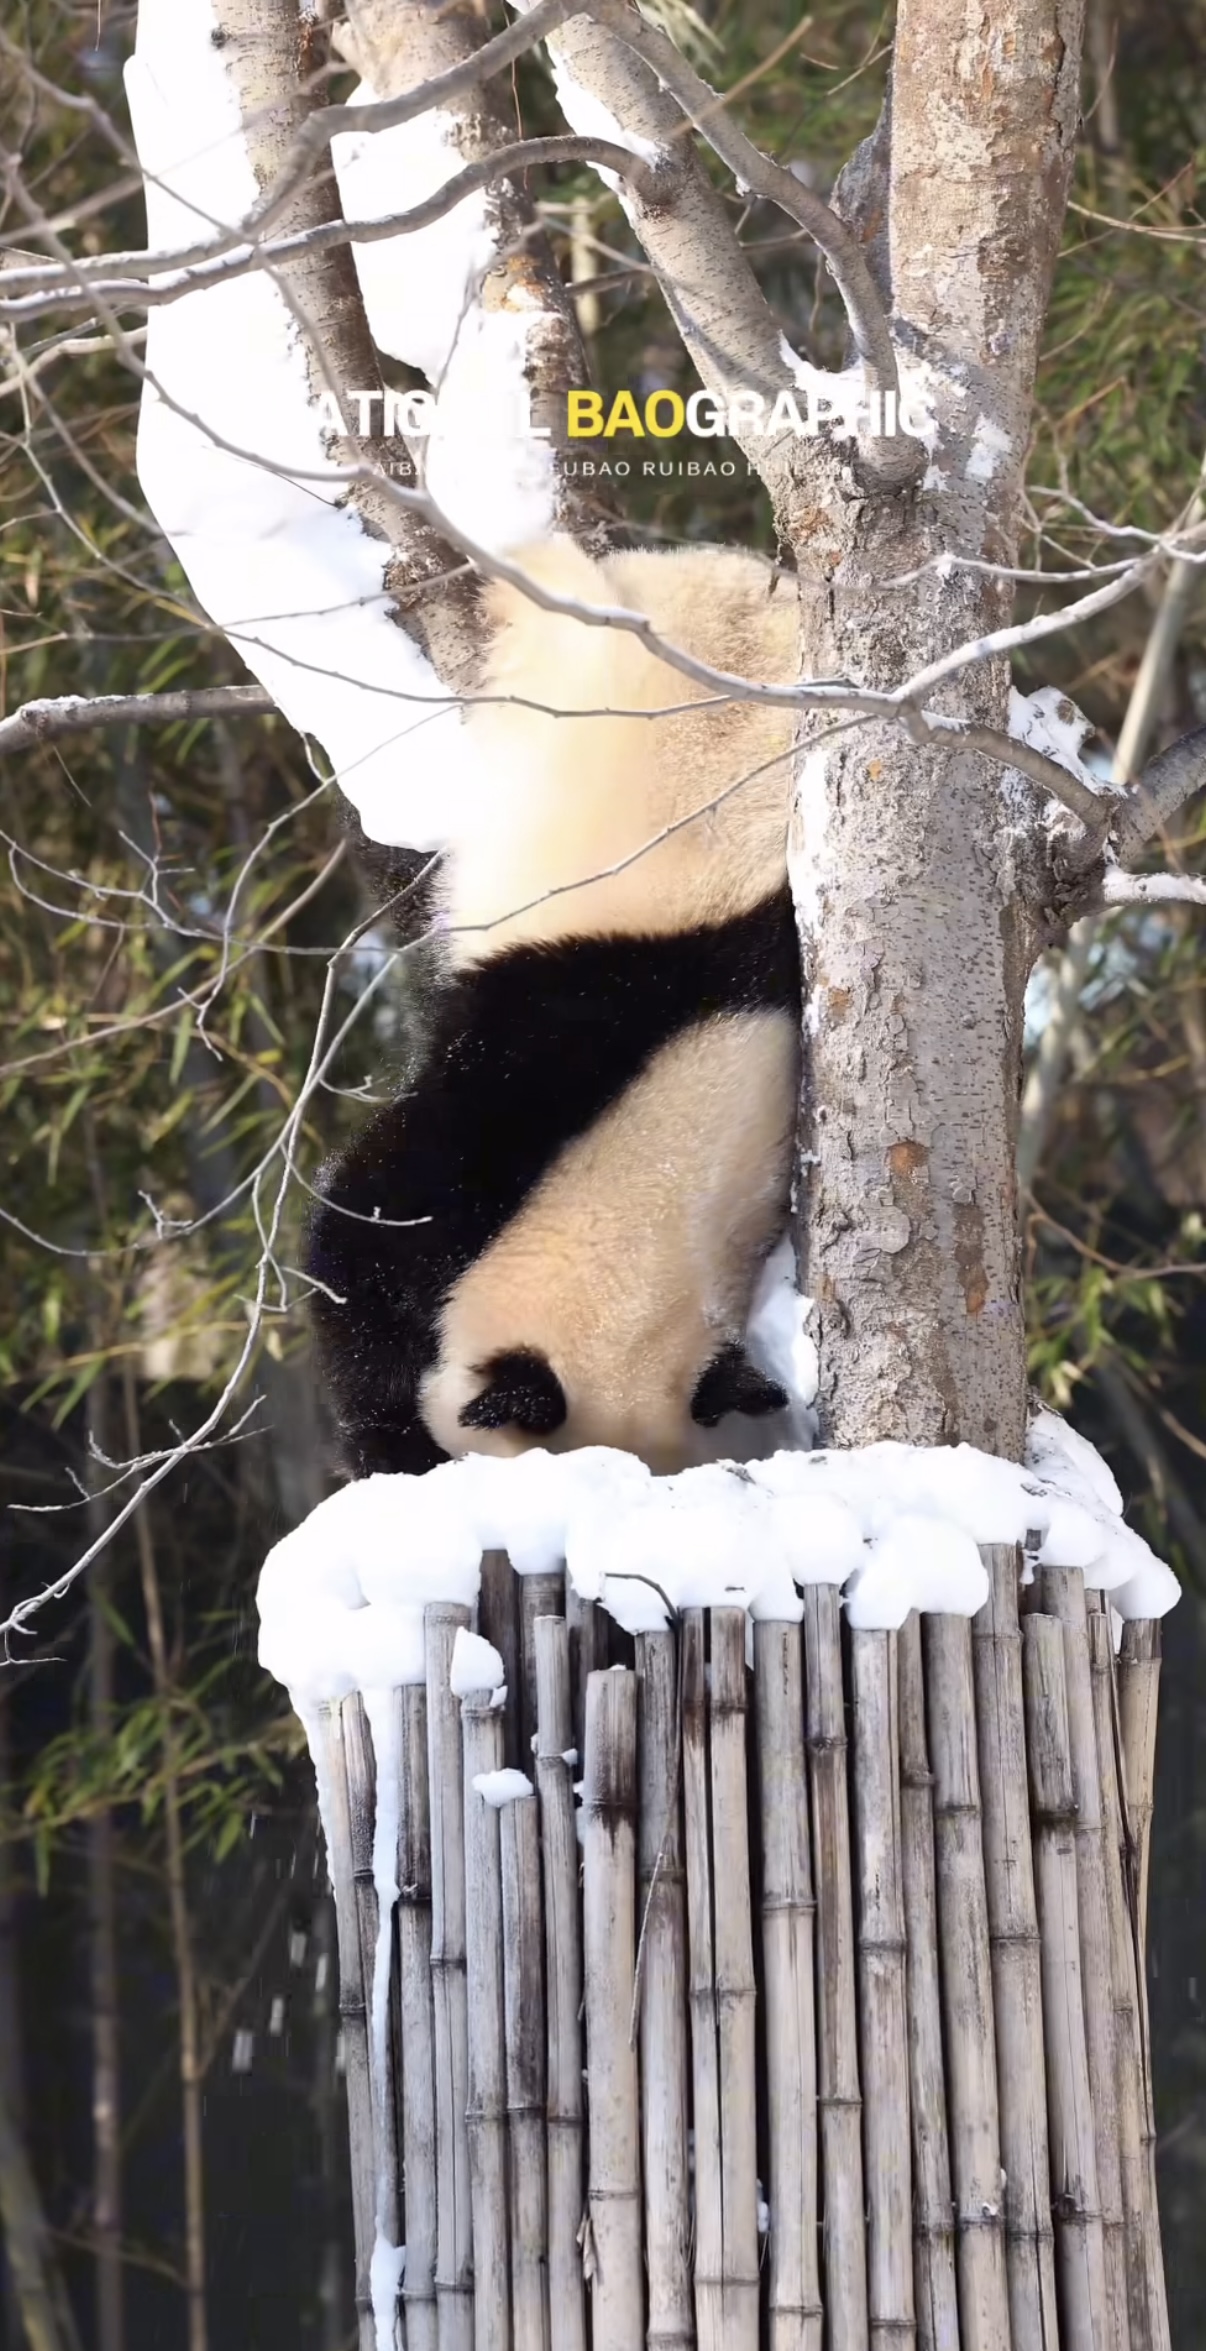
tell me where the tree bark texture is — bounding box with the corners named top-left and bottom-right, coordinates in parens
top-left (788, 0), bottom-right (1086, 1456)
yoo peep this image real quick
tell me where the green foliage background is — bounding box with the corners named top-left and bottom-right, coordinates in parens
top-left (2, 0), bottom-right (1206, 2342)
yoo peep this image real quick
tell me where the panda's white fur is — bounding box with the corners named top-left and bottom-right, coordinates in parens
top-left (420, 1011), bottom-right (798, 1473)
top-left (310, 536), bottom-right (803, 1479)
top-left (446, 535), bottom-right (799, 960)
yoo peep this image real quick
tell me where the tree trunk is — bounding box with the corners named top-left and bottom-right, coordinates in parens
top-left (790, 0), bottom-right (1085, 1455)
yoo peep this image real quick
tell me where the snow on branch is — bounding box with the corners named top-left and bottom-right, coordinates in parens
top-left (328, 0), bottom-right (589, 539)
top-left (1098, 869), bottom-right (1206, 908)
top-left (121, 0), bottom-right (571, 848)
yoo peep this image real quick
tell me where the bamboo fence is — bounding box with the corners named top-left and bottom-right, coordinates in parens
top-left (313, 1548), bottom-right (1170, 2351)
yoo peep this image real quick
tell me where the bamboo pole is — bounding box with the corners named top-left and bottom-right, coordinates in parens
top-left (582, 1667), bottom-right (643, 2351)
top-left (802, 1584), bottom-right (869, 2351)
top-left (1116, 1617), bottom-right (1162, 2322)
top-left (479, 1553), bottom-right (523, 1770)
top-left (532, 1616), bottom-right (587, 2351)
top-left (970, 1548), bottom-right (1060, 2347)
top-left (923, 1613), bottom-right (1011, 2351)
top-left (1022, 1611), bottom-right (1108, 2351)
top-left (397, 1683), bottom-right (439, 2351)
top-left (519, 1572), bottom-right (565, 1768)
top-left (500, 1787), bottom-right (550, 2351)
top-left (461, 1690), bottom-right (512, 2351)
top-left (1117, 1623), bottom-right (1161, 1979)
top-left (897, 1616), bottom-right (960, 2351)
top-left (315, 1704), bottom-right (378, 2351)
top-left (566, 1583), bottom-right (604, 1768)
top-left (709, 1612), bottom-right (760, 2351)
top-left (850, 1629), bottom-right (914, 2349)
top-left (343, 1693), bottom-right (403, 2316)
top-left (425, 1603), bottom-right (474, 2351)
top-left (753, 1619), bottom-right (822, 2351)
top-left (1088, 1609), bottom-right (1171, 2351)
top-left (634, 1630), bottom-right (693, 2351)
top-left (682, 1611), bottom-right (724, 2351)
top-left (1043, 1568), bottom-right (1129, 2351)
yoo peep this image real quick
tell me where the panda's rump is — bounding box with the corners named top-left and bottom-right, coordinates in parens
top-left (419, 1008), bottom-right (799, 1462)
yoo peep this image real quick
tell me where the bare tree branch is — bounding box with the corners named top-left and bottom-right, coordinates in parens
top-left (331, 0), bottom-right (592, 524)
top-left (1114, 722), bottom-right (1206, 859)
top-left (1097, 868), bottom-right (1206, 908)
top-left (207, 0), bottom-right (475, 666)
top-left (0, 139), bottom-right (659, 324)
top-left (910, 715), bottom-right (1114, 835)
top-left (0, 687), bottom-right (275, 757)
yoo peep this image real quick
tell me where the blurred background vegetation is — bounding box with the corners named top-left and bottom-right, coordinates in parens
top-left (2, 0), bottom-right (1206, 2343)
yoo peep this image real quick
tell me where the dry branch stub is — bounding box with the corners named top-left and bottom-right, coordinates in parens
top-left (304, 1557), bottom-right (1170, 2351)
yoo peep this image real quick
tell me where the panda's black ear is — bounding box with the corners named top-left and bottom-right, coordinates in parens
top-left (691, 1345), bottom-right (788, 1428)
top-left (460, 1349), bottom-right (567, 1437)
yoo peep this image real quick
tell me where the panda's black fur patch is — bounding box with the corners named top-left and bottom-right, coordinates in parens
top-left (690, 1344), bottom-right (789, 1428)
top-left (308, 888), bottom-right (800, 1477)
top-left (458, 1349), bottom-right (568, 1436)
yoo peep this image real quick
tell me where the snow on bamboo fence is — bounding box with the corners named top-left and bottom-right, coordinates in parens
top-left (278, 1539), bottom-right (1171, 2351)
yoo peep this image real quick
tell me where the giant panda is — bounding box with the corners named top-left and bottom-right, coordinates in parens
top-left (308, 535), bottom-right (803, 1478)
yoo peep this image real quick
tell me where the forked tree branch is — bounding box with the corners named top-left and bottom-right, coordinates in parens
top-left (513, 0), bottom-right (919, 492)
top-left (331, 0), bottom-right (592, 522)
top-left (589, 1), bottom-right (909, 423)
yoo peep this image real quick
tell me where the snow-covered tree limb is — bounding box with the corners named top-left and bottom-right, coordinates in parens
top-left (0, 687), bottom-right (274, 757)
top-left (1096, 868), bottom-right (1206, 908)
top-left (330, 0), bottom-right (591, 529)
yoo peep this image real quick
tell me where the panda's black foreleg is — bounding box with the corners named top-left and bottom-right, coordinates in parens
top-left (306, 1088), bottom-right (456, 1481)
